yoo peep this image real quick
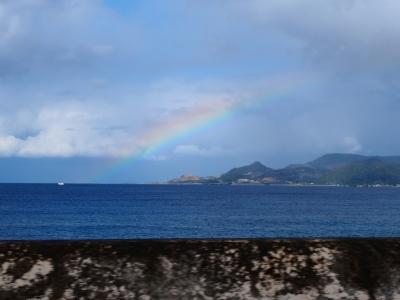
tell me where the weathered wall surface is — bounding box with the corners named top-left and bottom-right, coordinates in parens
top-left (1, 239), bottom-right (400, 299)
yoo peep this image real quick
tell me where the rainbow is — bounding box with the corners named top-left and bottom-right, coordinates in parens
top-left (97, 74), bottom-right (308, 181)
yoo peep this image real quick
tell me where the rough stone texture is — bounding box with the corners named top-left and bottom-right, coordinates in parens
top-left (1, 239), bottom-right (400, 299)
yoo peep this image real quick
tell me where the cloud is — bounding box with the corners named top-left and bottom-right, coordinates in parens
top-left (0, 78), bottom-right (253, 157)
top-left (0, 0), bottom-right (129, 80)
top-left (0, 0), bottom-right (399, 168)
top-left (0, 102), bottom-right (132, 157)
top-left (234, 0), bottom-right (400, 75)
top-left (174, 145), bottom-right (226, 157)
top-left (342, 137), bottom-right (362, 153)
top-left (145, 155), bottom-right (167, 161)
top-left (0, 135), bottom-right (21, 156)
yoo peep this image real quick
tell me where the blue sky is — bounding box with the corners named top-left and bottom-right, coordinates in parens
top-left (0, 0), bottom-right (400, 183)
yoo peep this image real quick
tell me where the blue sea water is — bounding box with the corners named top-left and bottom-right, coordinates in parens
top-left (1, 184), bottom-right (400, 240)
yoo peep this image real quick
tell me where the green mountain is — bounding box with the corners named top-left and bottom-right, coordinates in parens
top-left (169, 153), bottom-right (400, 186)
top-left (307, 153), bottom-right (368, 170)
top-left (220, 154), bottom-right (400, 185)
top-left (319, 158), bottom-right (400, 185)
top-left (274, 164), bottom-right (322, 183)
top-left (219, 161), bottom-right (274, 183)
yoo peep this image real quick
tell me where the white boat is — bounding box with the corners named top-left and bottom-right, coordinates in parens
top-left (57, 182), bottom-right (65, 186)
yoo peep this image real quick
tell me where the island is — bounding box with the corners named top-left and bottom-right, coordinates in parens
top-left (168, 153), bottom-right (400, 187)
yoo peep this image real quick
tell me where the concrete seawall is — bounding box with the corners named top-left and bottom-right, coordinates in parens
top-left (1, 239), bottom-right (399, 299)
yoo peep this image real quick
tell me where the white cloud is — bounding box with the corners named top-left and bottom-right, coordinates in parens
top-left (0, 78), bottom-right (254, 157)
top-left (174, 144), bottom-right (225, 157)
top-left (0, 135), bottom-right (21, 155)
top-left (0, 102), bottom-right (133, 157)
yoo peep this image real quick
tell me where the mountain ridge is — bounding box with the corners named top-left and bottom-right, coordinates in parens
top-left (168, 153), bottom-right (400, 186)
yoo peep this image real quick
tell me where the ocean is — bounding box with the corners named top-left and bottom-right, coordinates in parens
top-left (0, 184), bottom-right (400, 240)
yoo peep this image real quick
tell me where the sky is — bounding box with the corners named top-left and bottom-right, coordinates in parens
top-left (0, 0), bottom-right (399, 183)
